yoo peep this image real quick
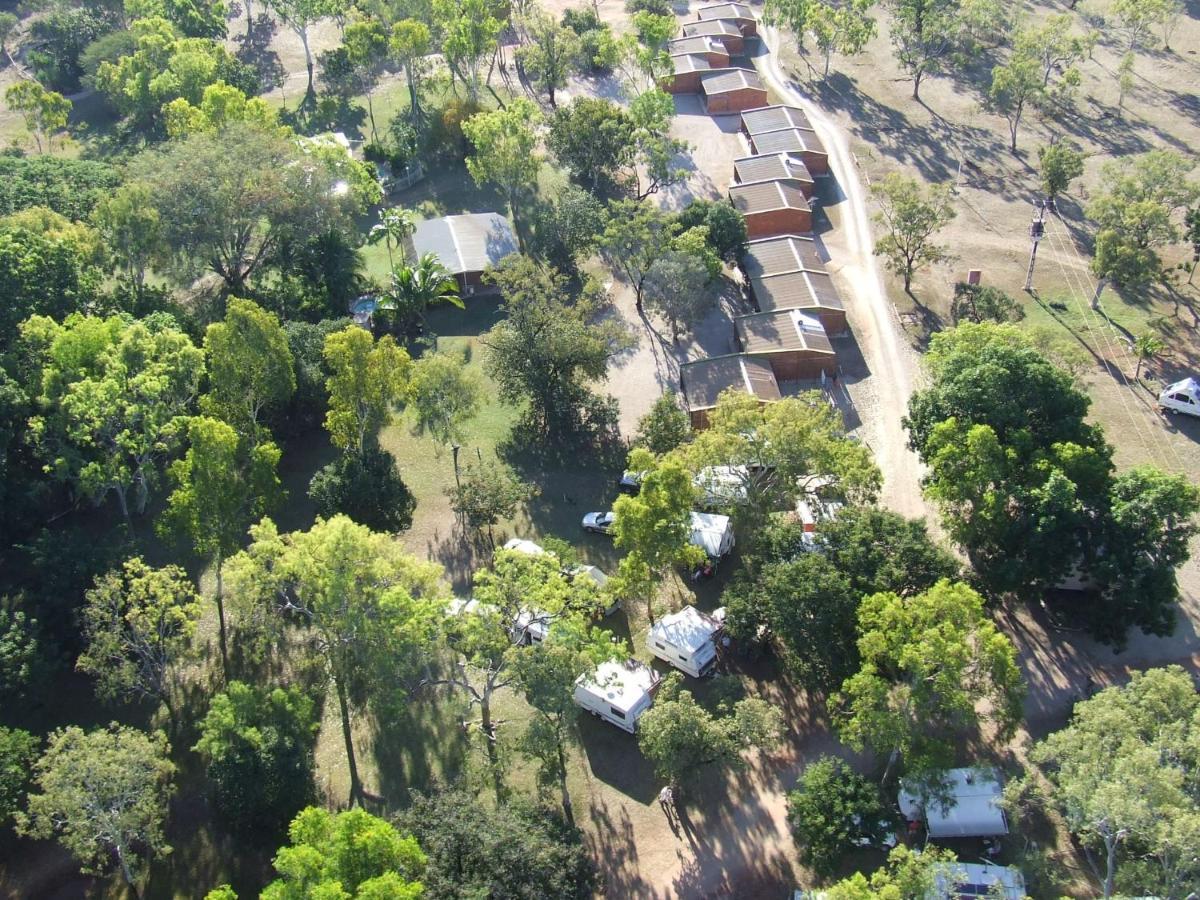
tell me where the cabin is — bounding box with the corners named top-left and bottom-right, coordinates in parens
top-left (729, 179), bottom-right (813, 237)
top-left (700, 68), bottom-right (769, 114)
top-left (679, 353), bottom-right (781, 429)
top-left (741, 233), bottom-right (827, 279)
top-left (647, 606), bottom-right (726, 678)
top-left (690, 511), bottom-right (735, 559)
top-left (665, 53), bottom-right (712, 94)
top-left (410, 213), bottom-right (518, 295)
top-left (668, 35), bottom-right (730, 68)
top-left (740, 234), bottom-right (844, 332)
top-left (747, 127), bottom-right (830, 175)
top-left (741, 104), bottom-right (814, 136)
top-left (681, 19), bottom-right (744, 55)
top-left (732, 152), bottom-right (815, 195)
top-left (696, 2), bottom-right (757, 37)
top-left (898, 767), bottom-right (1010, 839)
top-left (734, 309), bottom-right (837, 381)
top-left (574, 659), bottom-right (661, 732)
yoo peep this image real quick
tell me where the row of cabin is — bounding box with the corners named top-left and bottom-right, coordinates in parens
top-left (666, 4), bottom-right (768, 112)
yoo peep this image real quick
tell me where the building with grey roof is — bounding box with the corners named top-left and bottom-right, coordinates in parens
top-left (410, 213), bottom-right (518, 294)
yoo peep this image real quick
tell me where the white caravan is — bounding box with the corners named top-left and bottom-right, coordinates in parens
top-left (647, 606), bottom-right (726, 678)
top-left (502, 537), bottom-right (547, 555)
top-left (689, 511), bottom-right (735, 559)
top-left (898, 767), bottom-right (1009, 838)
top-left (933, 863), bottom-right (1025, 900)
top-left (573, 659), bottom-right (661, 732)
top-left (1159, 377), bottom-right (1200, 418)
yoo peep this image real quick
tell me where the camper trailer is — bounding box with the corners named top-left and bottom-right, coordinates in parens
top-left (694, 466), bottom-right (751, 507)
top-left (690, 511), bottom-right (735, 559)
top-left (898, 767), bottom-right (1009, 839)
top-left (573, 658), bottom-right (661, 732)
top-left (647, 606), bottom-right (726, 678)
top-left (1159, 377), bottom-right (1200, 418)
top-left (933, 863), bottom-right (1026, 900)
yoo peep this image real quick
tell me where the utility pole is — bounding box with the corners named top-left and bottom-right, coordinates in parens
top-left (1024, 199), bottom-right (1047, 293)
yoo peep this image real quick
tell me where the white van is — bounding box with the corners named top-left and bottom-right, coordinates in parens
top-left (573, 659), bottom-right (661, 732)
top-left (1159, 377), bottom-right (1200, 418)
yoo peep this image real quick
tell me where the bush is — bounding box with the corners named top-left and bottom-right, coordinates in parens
top-left (625, 0), bottom-right (671, 14)
top-left (308, 447), bottom-right (416, 533)
top-left (426, 97), bottom-right (483, 161)
top-left (787, 756), bottom-right (895, 878)
top-left (0, 726), bottom-right (38, 828)
top-left (675, 199), bottom-right (748, 262)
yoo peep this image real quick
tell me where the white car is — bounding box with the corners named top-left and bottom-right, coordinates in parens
top-left (581, 511), bottom-right (616, 535)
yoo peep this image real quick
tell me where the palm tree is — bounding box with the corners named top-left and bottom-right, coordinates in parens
top-left (1133, 333), bottom-right (1165, 381)
top-left (377, 253), bottom-right (464, 336)
top-left (367, 206), bottom-right (417, 271)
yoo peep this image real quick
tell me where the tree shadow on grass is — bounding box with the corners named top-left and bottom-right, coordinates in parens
top-left (369, 686), bottom-right (472, 810)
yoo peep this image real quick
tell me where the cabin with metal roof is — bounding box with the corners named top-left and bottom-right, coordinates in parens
top-left (699, 68), bottom-right (768, 114)
top-left (410, 213), bottom-right (517, 295)
top-left (729, 179), bottom-right (812, 238)
top-left (733, 309), bottom-right (836, 381)
top-left (747, 270), bottom-right (845, 334)
top-left (679, 353), bottom-right (781, 429)
top-left (748, 127), bottom-right (829, 174)
top-left (681, 19), bottom-right (744, 55)
top-left (665, 53), bottom-right (712, 93)
top-left (732, 152), bottom-right (814, 194)
top-left (696, 2), bottom-right (757, 36)
top-left (741, 104), bottom-right (813, 136)
top-left (668, 35), bottom-right (730, 67)
top-left (741, 234), bottom-right (827, 279)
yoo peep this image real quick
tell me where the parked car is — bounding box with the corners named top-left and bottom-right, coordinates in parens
top-left (618, 471), bottom-right (643, 494)
top-left (1159, 377), bottom-right (1200, 418)
top-left (581, 511), bottom-right (616, 534)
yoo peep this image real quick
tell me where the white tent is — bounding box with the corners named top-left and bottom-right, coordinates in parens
top-left (898, 767), bottom-right (1009, 838)
top-left (502, 538), bottom-right (546, 556)
top-left (573, 659), bottom-right (660, 732)
top-left (689, 511), bottom-right (735, 558)
top-left (648, 606), bottom-right (725, 678)
top-left (1159, 377), bottom-right (1200, 418)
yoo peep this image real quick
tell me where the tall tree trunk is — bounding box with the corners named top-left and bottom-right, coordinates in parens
top-left (245, 0), bottom-right (253, 36)
top-left (301, 29), bottom-right (315, 101)
top-left (215, 554), bottom-right (230, 680)
top-left (912, 70), bottom-right (922, 101)
top-left (480, 690), bottom-right (504, 802)
top-left (117, 846), bottom-right (140, 899)
top-left (366, 88), bottom-right (378, 142)
top-left (406, 65), bottom-right (422, 123)
top-left (335, 675), bottom-right (364, 805)
top-left (1102, 831), bottom-right (1118, 898)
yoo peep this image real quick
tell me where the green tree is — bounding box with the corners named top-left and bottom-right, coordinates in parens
top-left (600, 199), bottom-right (679, 314)
top-left (262, 807), bottom-right (426, 899)
top-left (462, 100), bottom-right (543, 245)
top-left (1131, 332), bottom-right (1164, 381)
top-left (434, 548), bottom-right (605, 799)
top-left (518, 6), bottom-right (582, 107)
top-left (1017, 14), bottom-right (1090, 92)
top-left (4, 80), bottom-right (71, 154)
top-left (267, 0), bottom-right (341, 100)
top-left (0, 12), bottom-right (18, 65)
top-left (160, 415), bottom-right (283, 674)
top-left (835, 579), bottom-right (1025, 781)
top-left (674, 198), bottom-right (748, 262)
top-left (367, 205), bottom-right (416, 272)
top-left (446, 457), bottom-right (538, 548)
top-left (612, 449), bottom-right (704, 623)
top-left (129, 121), bottom-right (366, 294)
top-left (225, 516), bottom-right (445, 804)
top-left (763, 0), bottom-right (819, 50)
top-left (0, 726), bottom-right (38, 828)
top-left (824, 845), bottom-right (961, 899)
top-left (202, 298), bottom-right (296, 440)
top-left (323, 327), bottom-right (412, 457)
top-left (482, 255), bottom-right (632, 436)
top-left (400, 788), bottom-right (596, 898)
top-left (307, 446), bottom-right (416, 533)
top-left (92, 183), bottom-right (164, 295)
top-left (949, 282), bottom-right (1023, 325)
top-left (77, 558), bottom-right (202, 718)
top-left (638, 673), bottom-right (783, 791)
top-left (378, 252), bottom-right (464, 337)
top-left (788, 756), bottom-right (894, 878)
top-left (634, 391), bottom-right (691, 455)
top-left (871, 172), bottom-right (956, 293)
top-left (194, 681), bottom-right (319, 838)
top-left (988, 48), bottom-right (1042, 152)
top-left (810, 0), bottom-right (877, 78)
top-left (22, 314), bottom-right (205, 524)
top-left (1031, 666), bottom-right (1200, 899)
top-left (548, 97), bottom-right (635, 190)
top-left (0, 220), bottom-right (101, 350)
top-left (643, 247), bottom-right (714, 342)
top-left (162, 81), bottom-right (279, 138)
top-left (626, 88), bottom-right (688, 200)
top-left (343, 15), bottom-right (390, 140)
top-left (407, 350), bottom-right (482, 447)
top-left (127, 0), bottom-right (229, 38)
top-left (435, 0), bottom-right (503, 103)
top-left (19, 724), bottom-right (175, 892)
top-left (1038, 142), bottom-right (1085, 200)
top-left (885, 0), bottom-right (961, 100)
top-left (0, 156), bottom-right (120, 220)
top-left (390, 19), bottom-right (431, 124)
top-left (0, 606), bottom-right (42, 703)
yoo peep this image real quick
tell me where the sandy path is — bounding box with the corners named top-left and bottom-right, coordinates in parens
top-left (755, 28), bottom-right (927, 519)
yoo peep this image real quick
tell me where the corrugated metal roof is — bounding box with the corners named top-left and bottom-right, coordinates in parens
top-left (674, 53), bottom-right (712, 74)
top-left (729, 179), bottom-right (810, 213)
top-left (680, 353), bottom-right (781, 411)
top-left (669, 35), bottom-right (724, 57)
top-left (411, 213), bottom-right (517, 275)
top-left (741, 235), bottom-right (826, 278)
top-left (733, 153), bottom-right (814, 186)
top-left (741, 105), bottom-right (813, 135)
top-left (698, 2), bottom-right (754, 21)
top-left (735, 309), bottom-right (835, 355)
top-left (683, 19), bottom-right (741, 37)
top-left (750, 127), bottom-right (826, 156)
top-left (751, 270), bottom-right (843, 313)
top-left (700, 68), bottom-right (765, 94)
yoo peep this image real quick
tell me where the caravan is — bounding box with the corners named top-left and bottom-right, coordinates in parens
top-left (899, 767), bottom-right (1009, 839)
top-left (689, 511), bottom-right (735, 559)
top-left (574, 659), bottom-right (661, 732)
top-left (647, 606), bottom-right (726, 678)
top-left (1159, 377), bottom-right (1200, 418)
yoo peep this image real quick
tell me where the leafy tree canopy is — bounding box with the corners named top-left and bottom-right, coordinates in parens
top-left (0, 156), bottom-right (119, 221)
top-left (788, 755), bottom-right (895, 878)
